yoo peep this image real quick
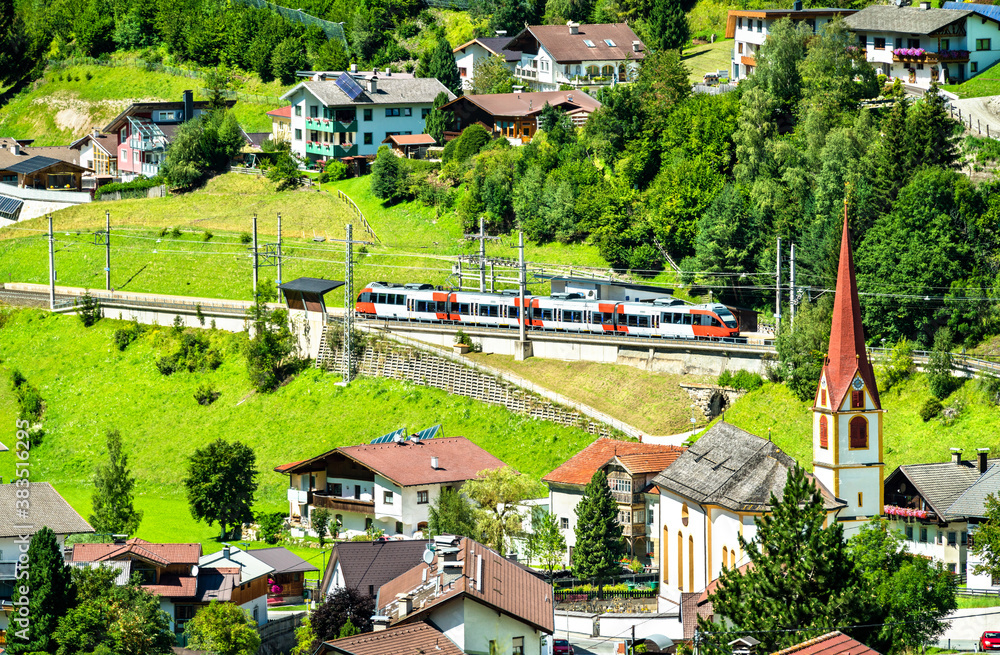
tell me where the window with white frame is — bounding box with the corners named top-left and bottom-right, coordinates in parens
top-left (384, 491), bottom-right (394, 504)
top-left (609, 477), bottom-right (632, 494)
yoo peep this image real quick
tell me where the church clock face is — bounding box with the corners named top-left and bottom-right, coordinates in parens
top-left (852, 377), bottom-right (864, 391)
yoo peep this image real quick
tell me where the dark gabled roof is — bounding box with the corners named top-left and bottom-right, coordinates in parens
top-left (0, 482), bottom-right (93, 538)
top-left (284, 77), bottom-right (455, 107)
top-left (248, 546), bottom-right (319, 575)
top-left (653, 422), bottom-right (845, 513)
top-left (889, 457), bottom-right (1000, 520)
top-left (947, 463), bottom-right (1000, 518)
top-left (322, 541), bottom-right (428, 596)
top-left (278, 277), bottom-right (344, 294)
top-left (102, 99), bottom-right (235, 133)
top-left (5, 156), bottom-right (64, 174)
top-left (195, 568), bottom-right (240, 602)
top-left (844, 5), bottom-right (971, 34)
top-left (317, 621), bottom-right (464, 655)
top-left (508, 23), bottom-right (646, 62)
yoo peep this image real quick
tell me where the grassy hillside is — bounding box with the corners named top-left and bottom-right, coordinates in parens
top-left (0, 309), bottom-right (597, 549)
top-left (724, 375), bottom-right (1000, 473)
top-left (682, 39), bottom-right (734, 83)
top-left (0, 64), bottom-right (287, 145)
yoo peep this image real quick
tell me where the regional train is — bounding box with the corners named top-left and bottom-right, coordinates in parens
top-left (355, 281), bottom-right (742, 340)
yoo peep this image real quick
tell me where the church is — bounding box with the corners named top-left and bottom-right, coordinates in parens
top-left (654, 211), bottom-right (884, 610)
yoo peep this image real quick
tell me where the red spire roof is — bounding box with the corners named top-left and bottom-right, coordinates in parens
top-left (822, 206), bottom-right (880, 410)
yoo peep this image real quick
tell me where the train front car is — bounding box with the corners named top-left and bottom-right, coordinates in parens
top-left (649, 299), bottom-right (741, 339)
top-left (711, 304), bottom-right (740, 337)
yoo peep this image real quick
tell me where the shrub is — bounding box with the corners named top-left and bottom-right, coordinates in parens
top-left (9, 368), bottom-right (25, 390)
top-left (717, 370), bottom-right (733, 387)
top-left (11, 370), bottom-right (43, 422)
top-left (193, 382), bottom-right (219, 405)
top-left (397, 21), bottom-right (419, 38)
top-left (156, 355), bottom-right (177, 375)
top-left (77, 291), bottom-right (103, 327)
top-left (240, 232), bottom-right (252, 244)
top-left (319, 159), bottom-right (347, 184)
top-left (170, 226), bottom-right (182, 238)
top-left (920, 397), bottom-right (943, 422)
top-left (202, 230), bottom-right (213, 241)
top-left (256, 511), bottom-right (287, 544)
top-left (878, 337), bottom-right (915, 392)
top-left (94, 176), bottom-right (163, 200)
top-left (111, 320), bottom-right (144, 351)
top-left (158, 227), bottom-right (168, 237)
top-left (731, 370), bottom-right (764, 391)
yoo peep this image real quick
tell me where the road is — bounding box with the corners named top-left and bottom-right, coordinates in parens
top-left (562, 635), bottom-right (622, 655)
top-left (951, 96), bottom-right (1000, 138)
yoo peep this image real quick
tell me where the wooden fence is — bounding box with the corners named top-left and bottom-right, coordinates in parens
top-left (554, 588), bottom-right (658, 602)
top-left (336, 189), bottom-right (380, 244)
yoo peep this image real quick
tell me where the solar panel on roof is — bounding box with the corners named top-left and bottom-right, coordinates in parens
top-left (370, 427), bottom-right (407, 444)
top-left (0, 195), bottom-right (23, 215)
top-left (414, 424), bottom-right (442, 441)
top-left (335, 72), bottom-right (365, 100)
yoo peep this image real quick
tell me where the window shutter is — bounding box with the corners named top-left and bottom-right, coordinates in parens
top-left (819, 416), bottom-right (829, 449)
top-left (850, 417), bottom-right (868, 449)
top-left (852, 389), bottom-right (864, 408)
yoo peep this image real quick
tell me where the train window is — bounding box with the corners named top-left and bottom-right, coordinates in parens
top-left (451, 303), bottom-right (471, 314)
top-left (416, 301), bottom-right (428, 312)
top-left (638, 316), bottom-right (649, 328)
top-left (682, 314), bottom-right (693, 325)
top-left (544, 309), bottom-right (553, 320)
top-left (480, 305), bottom-right (499, 317)
top-left (395, 294), bottom-right (405, 305)
top-left (604, 312), bottom-right (615, 324)
top-left (532, 307), bottom-right (543, 319)
top-left (591, 312), bottom-right (603, 324)
top-left (359, 292), bottom-right (371, 303)
top-left (564, 310), bottom-right (582, 323)
top-left (436, 301), bottom-right (447, 312)
top-left (710, 316), bottom-right (722, 327)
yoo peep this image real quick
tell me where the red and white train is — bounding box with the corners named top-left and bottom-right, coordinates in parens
top-left (355, 281), bottom-right (741, 339)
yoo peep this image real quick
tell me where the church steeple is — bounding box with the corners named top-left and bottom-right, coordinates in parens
top-left (822, 205), bottom-right (881, 411)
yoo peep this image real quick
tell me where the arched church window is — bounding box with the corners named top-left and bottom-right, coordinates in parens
top-left (849, 415), bottom-right (868, 449)
top-left (819, 416), bottom-right (829, 450)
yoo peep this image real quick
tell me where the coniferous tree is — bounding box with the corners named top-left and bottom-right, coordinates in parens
top-left (870, 95), bottom-right (910, 203)
top-left (424, 91), bottom-right (454, 145)
top-left (905, 82), bottom-right (959, 172)
top-left (89, 428), bottom-right (144, 537)
top-left (428, 35), bottom-right (461, 96)
top-left (7, 527), bottom-right (75, 655)
top-left (371, 145), bottom-right (404, 201)
top-left (571, 469), bottom-right (624, 582)
top-left (697, 466), bottom-right (859, 654)
top-left (648, 0), bottom-right (688, 52)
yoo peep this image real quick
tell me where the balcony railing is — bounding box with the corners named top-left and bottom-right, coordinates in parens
top-left (287, 488), bottom-right (309, 503)
top-left (305, 142), bottom-right (358, 158)
top-left (312, 492), bottom-right (374, 514)
top-left (612, 491), bottom-right (644, 505)
top-left (306, 117), bottom-right (358, 133)
top-left (892, 48), bottom-right (970, 63)
top-left (622, 523), bottom-right (646, 537)
top-left (129, 137), bottom-right (167, 152)
top-left (515, 67), bottom-right (538, 80)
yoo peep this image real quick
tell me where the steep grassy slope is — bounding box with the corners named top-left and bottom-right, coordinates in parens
top-left (723, 375), bottom-right (1000, 473)
top-left (0, 309), bottom-right (597, 548)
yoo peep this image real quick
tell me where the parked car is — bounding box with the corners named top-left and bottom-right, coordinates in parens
top-left (553, 639), bottom-right (574, 655)
top-left (981, 631), bottom-right (1000, 651)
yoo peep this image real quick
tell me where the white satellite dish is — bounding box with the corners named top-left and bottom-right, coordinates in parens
top-left (422, 548), bottom-right (435, 565)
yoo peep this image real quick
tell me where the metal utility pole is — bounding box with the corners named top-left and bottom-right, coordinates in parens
top-left (47, 215), bottom-right (55, 310)
top-left (775, 237), bottom-right (782, 334)
top-left (105, 211), bottom-right (111, 291)
top-left (518, 230), bottom-right (526, 343)
top-left (343, 223), bottom-right (354, 385)
top-left (276, 212), bottom-right (282, 287)
top-left (464, 217), bottom-right (500, 292)
top-left (252, 213), bottom-right (259, 298)
top-left (789, 242), bottom-right (796, 327)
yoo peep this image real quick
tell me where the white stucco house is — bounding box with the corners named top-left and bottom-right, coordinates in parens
top-left (453, 36), bottom-right (523, 91)
top-left (280, 73), bottom-right (453, 163)
top-left (275, 431), bottom-right (508, 538)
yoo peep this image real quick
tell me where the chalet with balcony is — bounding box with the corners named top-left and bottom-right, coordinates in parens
top-left (726, 3), bottom-right (856, 81)
top-left (543, 438), bottom-right (686, 566)
top-left (280, 73), bottom-right (453, 163)
top-left (504, 22), bottom-right (645, 92)
top-left (883, 447), bottom-right (1000, 587)
top-left (267, 105), bottom-right (292, 143)
top-left (70, 129), bottom-right (119, 183)
top-left (0, 483), bottom-right (93, 644)
top-left (439, 91), bottom-right (601, 145)
top-left (102, 90), bottom-right (235, 181)
top-left (275, 429), bottom-right (508, 538)
top-left (198, 545), bottom-right (274, 625)
top-left (453, 36), bottom-right (523, 91)
top-left (844, 2), bottom-right (1000, 87)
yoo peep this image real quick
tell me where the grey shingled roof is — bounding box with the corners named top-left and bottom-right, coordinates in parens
top-left (0, 482), bottom-right (93, 537)
top-left (653, 422), bottom-right (845, 513)
top-left (248, 546), bottom-right (320, 575)
top-left (891, 458), bottom-right (1000, 519)
top-left (844, 5), bottom-right (971, 34)
top-left (322, 541), bottom-right (428, 597)
top-left (946, 464), bottom-right (1000, 519)
top-left (285, 77), bottom-right (455, 107)
top-left (69, 560), bottom-right (132, 586)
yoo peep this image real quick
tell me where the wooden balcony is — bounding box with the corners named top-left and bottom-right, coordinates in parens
top-left (622, 523), bottom-right (646, 537)
top-left (312, 493), bottom-right (374, 514)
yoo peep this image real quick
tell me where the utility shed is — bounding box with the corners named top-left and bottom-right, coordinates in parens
top-left (536, 274), bottom-right (674, 302)
top-left (279, 277), bottom-right (344, 313)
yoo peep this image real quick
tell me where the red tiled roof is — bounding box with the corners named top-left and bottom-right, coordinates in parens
top-left (382, 134), bottom-right (436, 146)
top-left (143, 573), bottom-right (199, 599)
top-left (72, 538), bottom-right (202, 566)
top-left (274, 458), bottom-right (309, 473)
top-left (267, 105), bottom-right (292, 118)
top-left (771, 631), bottom-right (881, 655)
top-left (338, 437), bottom-right (509, 487)
top-left (543, 438), bottom-right (686, 486)
top-left (378, 536), bottom-right (554, 634)
top-left (318, 621), bottom-right (464, 655)
top-left (616, 451), bottom-right (685, 475)
top-left (822, 211), bottom-right (880, 410)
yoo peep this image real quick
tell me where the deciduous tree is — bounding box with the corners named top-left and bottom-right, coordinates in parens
top-left (471, 54), bottom-right (515, 95)
top-left (527, 507), bottom-right (566, 578)
top-left (371, 145), bottom-right (404, 201)
top-left (312, 508), bottom-right (332, 547)
top-left (311, 587), bottom-right (375, 645)
top-left (927, 327), bottom-right (957, 400)
top-left (428, 487), bottom-right (478, 538)
top-left (463, 466), bottom-right (538, 555)
top-left (89, 428), bottom-right (144, 537)
top-left (184, 439), bottom-right (259, 540)
top-left (774, 295), bottom-right (832, 401)
top-left (185, 600), bottom-right (261, 655)
top-left (571, 469), bottom-right (624, 582)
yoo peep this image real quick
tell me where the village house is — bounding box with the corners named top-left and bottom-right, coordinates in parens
top-left (245, 546), bottom-right (319, 605)
top-left (726, 3), bottom-right (856, 81)
top-left (0, 139), bottom-right (89, 192)
top-left (381, 133), bottom-right (436, 159)
top-left (315, 621), bottom-right (466, 655)
top-left (0, 483), bottom-right (93, 644)
top-left (274, 429), bottom-right (508, 538)
top-left (439, 90), bottom-right (601, 145)
top-left (320, 540), bottom-right (428, 599)
top-left (452, 36), bottom-right (523, 90)
top-left (69, 129), bottom-right (119, 182)
top-left (280, 72), bottom-right (453, 164)
top-left (373, 534), bottom-right (554, 655)
top-left (504, 22), bottom-right (645, 91)
top-left (542, 438), bottom-right (685, 565)
top-left (103, 90), bottom-right (235, 181)
top-left (845, 2), bottom-right (1000, 87)
top-left (656, 211), bottom-right (883, 610)
top-left (197, 545), bottom-right (274, 626)
top-left (267, 106), bottom-right (292, 143)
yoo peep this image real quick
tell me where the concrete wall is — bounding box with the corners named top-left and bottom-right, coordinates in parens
top-left (554, 611), bottom-right (598, 637)
top-left (598, 613), bottom-right (683, 642)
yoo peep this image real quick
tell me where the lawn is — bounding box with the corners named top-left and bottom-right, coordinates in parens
top-left (722, 373), bottom-right (1000, 474)
top-left (943, 60), bottom-right (1000, 98)
top-left (0, 64), bottom-right (286, 144)
top-left (465, 352), bottom-right (714, 436)
top-left (0, 309), bottom-right (598, 549)
top-left (682, 39), bottom-right (734, 84)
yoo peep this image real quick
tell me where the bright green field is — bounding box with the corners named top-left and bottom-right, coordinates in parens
top-left (0, 64), bottom-right (287, 144)
top-left (682, 39), bottom-right (734, 84)
top-left (0, 309), bottom-right (595, 551)
top-left (942, 60), bottom-right (1000, 98)
top-left (723, 375), bottom-right (1000, 474)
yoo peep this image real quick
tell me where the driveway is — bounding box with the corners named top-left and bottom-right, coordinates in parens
top-left (933, 607), bottom-right (1000, 651)
top-left (950, 96), bottom-right (1000, 137)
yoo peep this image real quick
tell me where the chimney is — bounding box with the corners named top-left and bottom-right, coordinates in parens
top-left (222, 544), bottom-right (231, 559)
top-left (793, 0), bottom-right (802, 9)
top-left (92, 127), bottom-right (100, 137)
top-left (368, 76), bottom-right (378, 93)
top-left (396, 593), bottom-right (412, 619)
top-left (568, 21), bottom-right (579, 35)
top-left (431, 456), bottom-right (439, 469)
top-left (112, 534), bottom-right (127, 545)
top-left (350, 63), bottom-right (358, 73)
top-left (372, 615), bottom-right (391, 631)
top-left (495, 30), bottom-right (507, 37)
top-left (979, 448), bottom-right (990, 475)
top-left (182, 90), bottom-right (193, 122)
top-left (384, 67), bottom-right (391, 76)
top-left (951, 448), bottom-right (963, 465)
top-left (567, 93), bottom-right (573, 102)
top-left (632, 40), bottom-right (641, 52)
top-left (507, 552), bottom-right (518, 562)
top-left (9, 143), bottom-right (19, 156)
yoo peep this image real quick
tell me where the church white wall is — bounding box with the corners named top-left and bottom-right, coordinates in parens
top-left (657, 489), bottom-right (708, 604)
